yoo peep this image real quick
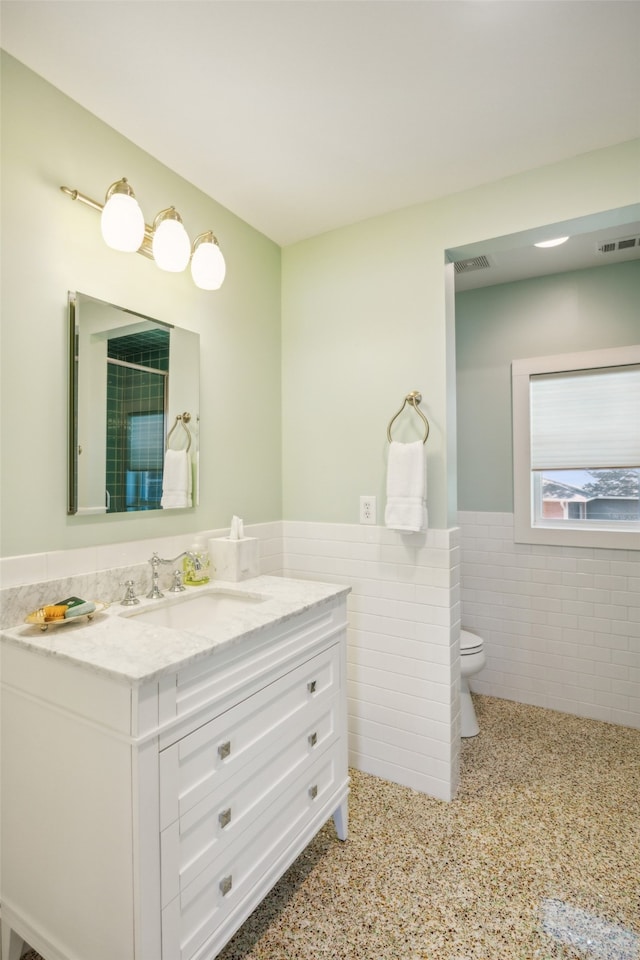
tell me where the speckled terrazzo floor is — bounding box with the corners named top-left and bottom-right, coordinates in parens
top-left (20, 695), bottom-right (640, 960)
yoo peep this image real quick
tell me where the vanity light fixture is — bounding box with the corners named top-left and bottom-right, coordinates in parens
top-left (60, 178), bottom-right (226, 290)
top-left (534, 236), bottom-right (569, 248)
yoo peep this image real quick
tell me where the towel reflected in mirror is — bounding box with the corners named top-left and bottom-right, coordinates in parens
top-left (161, 449), bottom-right (192, 509)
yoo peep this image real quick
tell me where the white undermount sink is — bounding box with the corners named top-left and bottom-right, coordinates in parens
top-left (123, 589), bottom-right (267, 630)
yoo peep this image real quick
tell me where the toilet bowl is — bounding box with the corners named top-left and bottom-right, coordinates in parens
top-left (460, 629), bottom-right (486, 738)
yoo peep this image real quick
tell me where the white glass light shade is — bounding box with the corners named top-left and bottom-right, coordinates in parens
top-left (152, 217), bottom-right (191, 272)
top-left (100, 193), bottom-right (145, 252)
top-left (191, 238), bottom-right (226, 290)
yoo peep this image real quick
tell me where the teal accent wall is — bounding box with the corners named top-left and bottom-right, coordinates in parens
top-left (455, 260), bottom-right (640, 512)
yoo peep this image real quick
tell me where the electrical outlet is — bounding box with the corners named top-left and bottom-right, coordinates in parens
top-left (359, 495), bottom-right (377, 525)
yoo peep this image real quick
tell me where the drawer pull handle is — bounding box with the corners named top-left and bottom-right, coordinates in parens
top-left (218, 741), bottom-right (231, 760)
top-left (307, 680), bottom-right (317, 694)
top-left (219, 875), bottom-right (233, 896)
top-left (308, 731), bottom-right (318, 747)
top-left (309, 784), bottom-right (318, 800)
top-left (218, 808), bottom-right (232, 829)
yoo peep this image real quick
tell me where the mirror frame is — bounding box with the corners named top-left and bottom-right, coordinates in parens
top-left (68, 292), bottom-right (78, 514)
top-left (67, 291), bottom-right (198, 516)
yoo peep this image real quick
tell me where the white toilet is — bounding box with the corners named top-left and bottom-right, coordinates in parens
top-left (460, 629), bottom-right (486, 737)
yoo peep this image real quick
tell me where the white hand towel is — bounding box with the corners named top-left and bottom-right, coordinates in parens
top-left (384, 440), bottom-right (427, 533)
top-left (161, 449), bottom-right (192, 509)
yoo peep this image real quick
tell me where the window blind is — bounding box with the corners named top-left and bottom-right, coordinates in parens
top-left (530, 364), bottom-right (640, 470)
top-left (128, 412), bottom-right (165, 471)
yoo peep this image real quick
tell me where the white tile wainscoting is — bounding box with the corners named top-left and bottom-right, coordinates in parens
top-left (459, 511), bottom-right (640, 730)
top-left (3, 511), bottom-right (636, 805)
top-left (282, 521), bottom-right (462, 801)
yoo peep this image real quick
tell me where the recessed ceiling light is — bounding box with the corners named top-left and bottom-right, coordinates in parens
top-left (534, 237), bottom-right (569, 248)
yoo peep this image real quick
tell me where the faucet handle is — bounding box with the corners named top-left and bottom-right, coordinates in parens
top-left (120, 580), bottom-right (140, 606)
top-left (169, 569), bottom-right (186, 593)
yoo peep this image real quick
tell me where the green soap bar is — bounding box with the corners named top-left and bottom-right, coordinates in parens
top-left (64, 601), bottom-right (96, 618)
top-left (56, 596), bottom-right (86, 608)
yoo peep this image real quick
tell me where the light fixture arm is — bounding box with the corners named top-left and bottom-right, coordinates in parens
top-left (153, 206), bottom-right (183, 230)
top-left (60, 185), bottom-right (105, 215)
top-left (192, 230), bottom-right (220, 252)
top-left (104, 177), bottom-right (135, 202)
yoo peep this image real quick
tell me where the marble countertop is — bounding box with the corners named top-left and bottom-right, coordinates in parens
top-left (0, 576), bottom-right (350, 685)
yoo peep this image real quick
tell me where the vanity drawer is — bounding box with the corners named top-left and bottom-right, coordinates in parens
top-left (161, 750), bottom-right (341, 960)
top-left (159, 602), bottom-right (346, 729)
top-left (159, 642), bottom-right (339, 830)
top-left (160, 694), bottom-right (339, 906)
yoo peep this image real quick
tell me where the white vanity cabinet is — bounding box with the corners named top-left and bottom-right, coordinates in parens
top-left (1, 582), bottom-right (349, 960)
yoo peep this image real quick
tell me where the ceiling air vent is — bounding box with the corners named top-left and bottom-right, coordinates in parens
top-left (597, 236), bottom-right (639, 254)
top-left (454, 255), bottom-right (491, 274)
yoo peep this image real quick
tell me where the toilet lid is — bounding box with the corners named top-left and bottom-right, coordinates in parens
top-left (460, 629), bottom-right (483, 654)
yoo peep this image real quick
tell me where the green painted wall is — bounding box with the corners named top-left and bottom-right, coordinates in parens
top-left (2, 51), bottom-right (639, 555)
top-left (455, 261), bottom-right (640, 512)
top-left (0, 53), bottom-right (282, 556)
top-left (282, 142), bottom-right (640, 529)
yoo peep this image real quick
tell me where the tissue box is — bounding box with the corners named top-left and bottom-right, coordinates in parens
top-left (208, 537), bottom-right (259, 582)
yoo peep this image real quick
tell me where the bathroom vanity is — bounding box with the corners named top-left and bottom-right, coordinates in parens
top-left (0, 576), bottom-right (350, 960)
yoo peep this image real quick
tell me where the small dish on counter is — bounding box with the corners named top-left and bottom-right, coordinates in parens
top-left (25, 600), bottom-right (110, 631)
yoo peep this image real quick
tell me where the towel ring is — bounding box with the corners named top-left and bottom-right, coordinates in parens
top-left (387, 391), bottom-right (430, 444)
top-left (166, 412), bottom-right (192, 453)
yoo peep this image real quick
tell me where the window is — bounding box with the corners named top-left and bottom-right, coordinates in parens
top-left (125, 411), bottom-right (165, 511)
top-left (512, 345), bottom-right (640, 549)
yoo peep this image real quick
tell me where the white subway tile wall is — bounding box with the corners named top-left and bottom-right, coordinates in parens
top-left (0, 523), bottom-right (285, 591)
top-left (459, 511), bottom-right (640, 730)
top-left (5, 513), bottom-right (636, 794)
top-left (282, 521), bottom-right (461, 801)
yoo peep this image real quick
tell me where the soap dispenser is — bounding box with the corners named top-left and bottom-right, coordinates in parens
top-left (183, 539), bottom-right (210, 586)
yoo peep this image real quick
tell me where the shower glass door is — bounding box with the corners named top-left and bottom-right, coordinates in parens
top-left (106, 329), bottom-right (169, 513)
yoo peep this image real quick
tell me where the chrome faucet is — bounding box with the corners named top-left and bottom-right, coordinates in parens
top-left (147, 551), bottom-right (202, 599)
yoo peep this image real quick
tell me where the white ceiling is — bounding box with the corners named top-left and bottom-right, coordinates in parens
top-left (2, 0), bottom-right (640, 283)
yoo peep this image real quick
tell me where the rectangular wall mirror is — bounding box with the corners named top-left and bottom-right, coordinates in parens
top-left (68, 291), bottom-right (200, 515)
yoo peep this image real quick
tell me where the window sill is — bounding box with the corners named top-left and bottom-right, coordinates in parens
top-left (514, 520), bottom-right (640, 551)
